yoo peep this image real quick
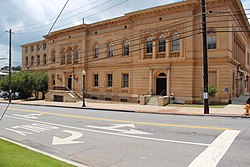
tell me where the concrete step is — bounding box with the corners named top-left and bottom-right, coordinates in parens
top-left (147, 96), bottom-right (158, 106)
top-left (232, 95), bottom-right (249, 105)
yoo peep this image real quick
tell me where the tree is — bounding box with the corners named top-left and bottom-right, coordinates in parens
top-left (0, 71), bottom-right (48, 99)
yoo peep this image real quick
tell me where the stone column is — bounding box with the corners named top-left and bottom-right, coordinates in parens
top-left (166, 40), bottom-right (170, 58)
top-left (62, 72), bottom-right (65, 87)
top-left (167, 69), bottom-right (170, 96)
top-left (72, 72), bottom-right (74, 91)
top-left (149, 68), bottom-right (153, 95)
top-left (153, 41), bottom-right (156, 59)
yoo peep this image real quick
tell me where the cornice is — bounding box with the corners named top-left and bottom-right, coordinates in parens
top-left (20, 40), bottom-right (44, 47)
top-left (44, 24), bottom-right (87, 39)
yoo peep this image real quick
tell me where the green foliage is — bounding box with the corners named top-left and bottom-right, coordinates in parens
top-left (201, 85), bottom-right (218, 98)
top-left (208, 85), bottom-right (218, 97)
top-left (0, 139), bottom-right (75, 167)
top-left (0, 71), bottom-right (48, 99)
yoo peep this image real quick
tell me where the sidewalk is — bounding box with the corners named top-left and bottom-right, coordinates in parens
top-left (0, 99), bottom-right (248, 118)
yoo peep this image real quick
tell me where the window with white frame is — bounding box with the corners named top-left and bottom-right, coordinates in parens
top-left (207, 30), bottom-right (217, 49)
top-left (171, 32), bottom-right (180, 52)
top-left (158, 34), bottom-right (166, 52)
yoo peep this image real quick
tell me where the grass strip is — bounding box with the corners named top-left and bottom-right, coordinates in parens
top-left (0, 139), bottom-right (75, 167)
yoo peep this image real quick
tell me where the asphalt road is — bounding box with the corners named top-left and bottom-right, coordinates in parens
top-left (0, 103), bottom-right (249, 167)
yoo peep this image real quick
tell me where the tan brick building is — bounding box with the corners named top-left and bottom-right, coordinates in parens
top-left (21, 0), bottom-right (250, 104)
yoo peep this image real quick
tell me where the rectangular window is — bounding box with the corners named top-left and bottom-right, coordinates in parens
top-left (36, 44), bottom-right (39, 51)
top-left (107, 74), bottom-right (113, 87)
top-left (158, 39), bottom-right (166, 52)
top-left (25, 47), bottom-right (28, 53)
top-left (146, 41), bottom-right (153, 53)
top-left (31, 46), bottom-right (34, 52)
top-left (94, 74), bottom-right (98, 87)
top-left (207, 31), bottom-right (216, 49)
top-left (122, 74), bottom-right (129, 88)
top-left (123, 44), bottom-right (129, 56)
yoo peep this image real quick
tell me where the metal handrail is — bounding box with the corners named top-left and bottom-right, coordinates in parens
top-left (159, 89), bottom-right (165, 96)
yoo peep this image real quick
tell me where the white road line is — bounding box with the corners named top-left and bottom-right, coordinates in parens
top-left (188, 130), bottom-right (240, 167)
top-left (5, 115), bottom-right (209, 146)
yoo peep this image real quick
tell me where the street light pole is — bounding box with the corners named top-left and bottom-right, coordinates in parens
top-left (201, 0), bottom-right (209, 114)
top-left (6, 29), bottom-right (14, 103)
top-left (82, 88), bottom-right (86, 107)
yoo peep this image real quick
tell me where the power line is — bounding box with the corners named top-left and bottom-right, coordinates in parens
top-left (11, 0), bottom-right (103, 30)
top-left (0, 32), bottom-right (6, 39)
top-left (13, 0), bottom-right (114, 32)
top-left (21, 14), bottom-right (201, 67)
top-left (14, 0), bottom-right (128, 34)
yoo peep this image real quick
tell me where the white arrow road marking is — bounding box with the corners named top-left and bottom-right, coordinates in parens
top-left (6, 115), bottom-right (209, 146)
top-left (86, 124), bottom-right (152, 135)
top-left (13, 114), bottom-right (43, 119)
top-left (52, 130), bottom-right (84, 146)
top-left (188, 130), bottom-right (240, 167)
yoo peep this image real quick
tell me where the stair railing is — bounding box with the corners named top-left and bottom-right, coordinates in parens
top-left (159, 89), bottom-right (165, 96)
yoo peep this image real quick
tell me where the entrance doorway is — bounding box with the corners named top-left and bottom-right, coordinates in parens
top-left (156, 73), bottom-right (167, 96)
top-left (68, 76), bottom-right (72, 90)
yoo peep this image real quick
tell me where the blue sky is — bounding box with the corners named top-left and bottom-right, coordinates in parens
top-left (0, 0), bottom-right (249, 68)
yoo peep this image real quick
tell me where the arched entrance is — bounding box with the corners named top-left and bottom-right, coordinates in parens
top-left (68, 75), bottom-right (72, 90)
top-left (156, 73), bottom-right (167, 96)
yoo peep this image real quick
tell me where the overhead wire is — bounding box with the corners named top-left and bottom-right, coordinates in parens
top-left (0, 0), bottom-right (71, 122)
top-left (11, 0), bottom-right (103, 30)
top-left (14, 0), bottom-right (128, 34)
top-left (21, 13), bottom-right (201, 67)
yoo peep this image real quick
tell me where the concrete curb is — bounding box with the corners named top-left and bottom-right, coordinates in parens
top-left (0, 136), bottom-right (89, 167)
top-left (1, 101), bottom-right (249, 118)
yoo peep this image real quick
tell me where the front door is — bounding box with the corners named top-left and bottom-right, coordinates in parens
top-left (156, 73), bottom-right (167, 96)
top-left (156, 78), bottom-right (166, 95)
top-left (68, 77), bottom-right (72, 90)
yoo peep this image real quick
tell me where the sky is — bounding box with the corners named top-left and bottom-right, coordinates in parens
top-left (0, 0), bottom-right (249, 68)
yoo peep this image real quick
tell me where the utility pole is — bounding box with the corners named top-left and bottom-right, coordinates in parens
top-left (6, 29), bottom-right (14, 103)
top-left (201, 0), bottom-right (209, 114)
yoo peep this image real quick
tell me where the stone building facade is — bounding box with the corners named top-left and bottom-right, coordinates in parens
top-left (21, 0), bottom-right (250, 104)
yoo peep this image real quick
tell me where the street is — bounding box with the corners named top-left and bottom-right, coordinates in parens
top-left (0, 103), bottom-right (249, 167)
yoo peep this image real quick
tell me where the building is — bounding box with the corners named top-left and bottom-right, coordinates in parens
top-left (21, 0), bottom-right (250, 104)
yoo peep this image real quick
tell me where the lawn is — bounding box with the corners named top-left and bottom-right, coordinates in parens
top-left (0, 139), bottom-right (75, 167)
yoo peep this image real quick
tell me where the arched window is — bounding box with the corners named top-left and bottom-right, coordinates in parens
top-left (25, 57), bottom-right (29, 67)
top-left (207, 29), bottom-right (216, 49)
top-left (171, 32), bottom-right (180, 52)
top-left (67, 47), bottom-right (72, 64)
top-left (51, 50), bottom-right (56, 63)
top-left (74, 46), bottom-right (79, 64)
top-left (158, 34), bottom-right (166, 52)
top-left (43, 54), bottom-right (47, 65)
top-left (108, 42), bottom-right (114, 57)
top-left (123, 41), bottom-right (129, 56)
top-left (61, 48), bottom-right (66, 65)
top-left (31, 56), bottom-right (34, 66)
top-left (146, 36), bottom-right (153, 54)
top-left (94, 44), bottom-right (100, 59)
top-left (37, 55), bottom-right (40, 65)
